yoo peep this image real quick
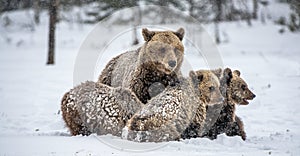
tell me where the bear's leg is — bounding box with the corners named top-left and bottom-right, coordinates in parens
top-left (202, 104), bottom-right (232, 140)
top-left (181, 123), bottom-right (201, 139)
top-left (225, 115), bottom-right (246, 140)
top-left (205, 122), bottom-right (226, 140)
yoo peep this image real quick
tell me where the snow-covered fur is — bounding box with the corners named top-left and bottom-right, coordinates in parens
top-left (61, 69), bottom-right (224, 139)
top-left (122, 71), bottom-right (210, 142)
top-left (61, 81), bottom-right (143, 136)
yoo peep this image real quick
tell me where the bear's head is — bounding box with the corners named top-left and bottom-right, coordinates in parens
top-left (139, 28), bottom-right (185, 74)
top-left (221, 68), bottom-right (256, 105)
top-left (189, 69), bottom-right (224, 105)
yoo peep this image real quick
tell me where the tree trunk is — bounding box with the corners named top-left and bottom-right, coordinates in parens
top-left (243, 0), bottom-right (252, 26)
top-left (132, 27), bottom-right (139, 45)
top-left (132, 6), bottom-right (141, 45)
top-left (215, 22), bottom-right (220, 44)
top-left (260, 10), bottom-right (266, 24)
top-left (34, 0), bottom-right (40, 24)
top-left (214, 0), bottom-right (222, 44)
top-left (253, 0), bottom-right (258, 19)
top-left (159, 1), bottom-right (168, 24)
top-left (188, 0), bottom-right (195, 18)
top-left (47, 0), bottom-right (58, 65)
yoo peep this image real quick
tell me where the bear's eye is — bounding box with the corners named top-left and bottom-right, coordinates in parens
top-left (159, 47), bottom-right (166, 53)
top-left (209, 86), bottom-right (215, 92)
top-left (174, 47), bottom-right (180, 54)
top-left (241, 84), bottom-right (246, 90)
top-left (150, 49), bottom-right (156, 53)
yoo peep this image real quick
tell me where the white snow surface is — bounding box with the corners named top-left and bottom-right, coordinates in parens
top-left (0, 8), bottom-right (300, 156)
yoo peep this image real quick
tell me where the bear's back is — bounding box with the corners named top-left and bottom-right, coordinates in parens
top-left (125, 77), bottom-right (204, 142)
top-left (110, 50), bottom-right (139, 88)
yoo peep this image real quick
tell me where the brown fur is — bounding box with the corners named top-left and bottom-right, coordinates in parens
top-left (62, 28), bottom-right (185, 136)
top-left (226, 116), bottom-right (246, 140)
top-left (202, 68), bottom-right (256, 140)
top-left (98, 28), bottom-right (185, 104)
top-left (61, 92), bottom-right (91, 136)
top-left (181, 70), bottom-right (224, 139)
top-left (124, 70), bottom-right (223, 142)
top-left (195, 69), bottom-right (224, 105)
top-left (61, 81), bottom-right (143, 136)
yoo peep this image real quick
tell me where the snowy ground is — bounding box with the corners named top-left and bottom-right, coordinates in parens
top-left (0, 8), bottom-right (300, 156)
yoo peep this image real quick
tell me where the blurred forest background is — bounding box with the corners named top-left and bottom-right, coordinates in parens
top-left (1, 0), bottom-right (299, 29)
top-left (0, 0), bottom-right (299, 64)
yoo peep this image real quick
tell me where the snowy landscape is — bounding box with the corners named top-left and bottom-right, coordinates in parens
top-left (0, 1), bottom-right (300, 156)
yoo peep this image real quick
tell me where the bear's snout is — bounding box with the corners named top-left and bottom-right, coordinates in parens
top-left (168, 60), bottom-right (177, 68)
top-left (251, 93), bottom-right (256, 99)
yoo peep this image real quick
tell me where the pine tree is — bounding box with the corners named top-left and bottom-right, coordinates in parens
top-left (47, 0), bottom-right (59, 65)
top-left (288, 0), bottom-right (300, 31)
top-left (132, 5), bottom-right (141, 45)
top-left (34, 0), bottom-right (41, 24)
top-left (253, 0), bottom-right (258, 19)
top-left (186, 0), bottom-right (212, 22)
top-left (85, 0), bottom-right (138, 23)
top-left (213, 0), bottom-right (223, 44)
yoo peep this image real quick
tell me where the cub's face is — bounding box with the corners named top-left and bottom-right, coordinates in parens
top-left (227, 70), bottom-right (256, 105)
top-left (190, 70), bottom-right (224, 105)
top-left (141, 28), bottom-right (185, 74)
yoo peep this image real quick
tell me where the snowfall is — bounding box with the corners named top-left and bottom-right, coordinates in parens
top-left (0, 2), bottom-right (300, 156)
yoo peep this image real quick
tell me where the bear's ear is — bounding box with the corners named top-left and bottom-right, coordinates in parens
top-left (211, 68), bottom-right (222, 79)
top-left (233, 70), bottom-right (241, 77)
top-left (142, 28), bottom-right (155, 42)
top-left (190, 71), bottom-right (202, 90)
top-left (174, 28), bottom-right (185, 41)
top-left (223, 68), bottom-right (233, 85)
top-left (189, 71), bottom-right (197, 80)
top-left (190, 71), bottom-right (203, 83)
top-left (197, 73), bottom-right (204, 82)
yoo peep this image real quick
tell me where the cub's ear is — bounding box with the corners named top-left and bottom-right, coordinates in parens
top-left (190, 71), bottom-right (203, 92)
top-left (211, 68), bottom-right (222, 79)
top-left (174, 28), bottom-right (185, 41)
top-left (223, 68), bottom-right (233, 85)
top-left (233, 70), bottom-right (241, 77)
top-left (142, 28), bottom-right (155, 42)
top-left (197, 73), bottom-right (204, 82)
top-left (190, 71), bottom-right (204, 83)
top-left (189, 71), bottom-right (197, 81)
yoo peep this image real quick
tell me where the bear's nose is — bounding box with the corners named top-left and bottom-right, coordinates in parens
top-left (168, 60), bottom-right (176, 68)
